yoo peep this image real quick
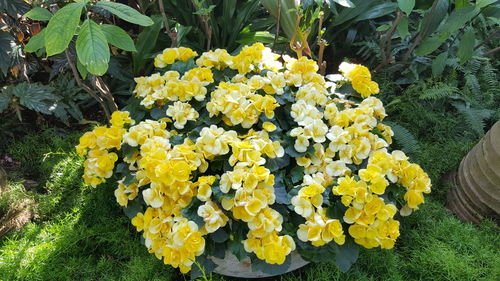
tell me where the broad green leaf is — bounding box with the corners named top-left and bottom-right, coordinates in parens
top-left (335, 238), bottom-right (360, 272)
top-left (397, 16), bottom-right (410, 39)
top-left (355, 2), bottom-right (398, 21)
top-left (25, 29), bottom-right (45, 53)
top-left (96, 1), bottom-right (153, 26)
top-left (45, 2), bottom-right (84, 56)
top-left (415, 36), bottom-right (445, 56)
top-left (432, 51), bottom-right (448, 77)
top-left (123, 198), bottom-right (143, 219)
top-left (100, 24), bottom-right (136, 52)
top-left (398, 0), bottom-right (415, 15)
top-left (476, 0), bottom-right (497, 8)
top-left (458, 29), bottom-right (475, 63)
top-left (180, 198), bottom-right (204, 227)
top-left (420, 0), bottom-right (449, 38)
top-left (24, 7), bottom-right (52, 21)
top-left (76, 19), bottom-right (110, 75)
top-left (437, 5), bottom-right (478, 37)
top-left (209, 228), bottom-right (228, 243)
top-left (3, 82), bottom-right (57, 115)
top-left (252, 255), bottom-right (292, 275)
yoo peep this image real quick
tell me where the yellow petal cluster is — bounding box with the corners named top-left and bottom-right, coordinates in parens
top-left (154, 47), bottom-right (198, 68)
top-left (339, 62), bottom-right (379, 98)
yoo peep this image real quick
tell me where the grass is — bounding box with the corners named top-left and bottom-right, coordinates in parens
top-left (0, 93), bottom-right (499, 281)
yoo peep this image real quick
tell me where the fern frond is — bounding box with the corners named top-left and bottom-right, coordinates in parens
top-left (465, 73), bottom-right (481, 95)
top-left (419, 83), bottom-right (459, 100)
top-left (383, 121), bottom-right (420, 154)
top-left (452, 102), bottom-right (494, 136)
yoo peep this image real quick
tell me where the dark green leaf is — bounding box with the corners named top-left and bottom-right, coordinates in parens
top-left (209, 228), bottom-right (229, 243)
top-left (455, 0), bottom-right (469, 9)
top-left (265, 154), bottom-right (290, 172)
top-left (96, 1), bottom-right (153, 26)
top-left (335, 238), bottom-right (359, 272)
top-left (296, 240), bottom-right (337, 262)
top-left (0, 0), bottom-right (30, 18)
top-left (437, 5), bottom-right (478, 37)
top-left (415, 37), bottom-right (445, 56)
top-left (180, 198), bottom-right (204, 227)
top-left (290, 166), bottom-right (305, 184)
top-left (355, 2), bottom-right (398, 21)
top-left (76, 19), bottom-right (110, 75)
top-left (419, 0), bottom-right (449, 38)
top-left (100, 24), bottom-right (136, 52)
top-left (190, 254), bottom-right (216, 280)
top-left (123, 198), bottom-right (143, 219)
top-left (227, 221), bottom-right (249, 261)
top-left (458, 29), bottom-right (475, 64)
top-left (25, 29), bottom-right (46, 53)
top-left (3, 82), bottom-right (57, 115)
top-left (132, 15), bottom-right (162, 74)
top-left (150, 106), bottom-right (167, 119)
top-left (45, 2), bottom-right (85, 56)
top-left (251, 254), bottom-right (291, 275)
top-left (274, 172), bottom-right (290, 204)
top-left (0, 92), bottom-right (12, 112)
top-left (396, 16), bottom-right (409, 39)
top-left (432, 51), bottom-right (448, 77)
top-left (76, 57), bottom-right (88, 80)
top-left (330, 0), bottom-right (356, 8)
top-left (24, 7), bottom-right (52, 21)
top-left (0, 32), bottom-right (14, 75)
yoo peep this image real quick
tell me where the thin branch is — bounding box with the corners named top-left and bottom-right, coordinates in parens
top-left (64, 49), bottom-right (110, 119)
top-left (374, 11), bottom-right (403, 72)
top-left (93, 76), bottom-right (118, 113)
top-left (483, 46), bottom-right (500, 57)
top-left (158, 0), bottom-right (177, 47)
top-left (272, 0), bottom-right (282, 51)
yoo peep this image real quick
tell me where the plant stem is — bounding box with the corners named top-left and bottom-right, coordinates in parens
top-left (158, 0), bottom-right (177, 47)
top-left (272, 0), bottom-right (282, 51)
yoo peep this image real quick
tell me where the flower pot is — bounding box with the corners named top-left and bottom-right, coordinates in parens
top-left (211, 251), bottom-right (309, 278)
top-left (447, 121), bottom-right (500, 224)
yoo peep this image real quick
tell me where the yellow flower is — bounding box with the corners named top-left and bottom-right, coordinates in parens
top-left (339, 62), bottom-right (379, 98)
top-left (262, 121), bottom-right (277, 132)
top-left (197, 200), bottom-right (229, 233)
top-left (109, 110), bottom-right (134, 128)
top-left (166, 101), bottom-right (199, 129)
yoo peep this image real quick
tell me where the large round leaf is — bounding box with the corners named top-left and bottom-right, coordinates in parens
top-left (76, 19), bottom-right (110, 76)
top-left (100, 24), bottom-right (136, 52)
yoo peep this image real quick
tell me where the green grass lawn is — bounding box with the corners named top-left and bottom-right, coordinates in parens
top-left (0, 127), bottom-right (498, 281)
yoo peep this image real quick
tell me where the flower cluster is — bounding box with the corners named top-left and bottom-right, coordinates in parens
top-left (77, 43), bottom-right (431, 275)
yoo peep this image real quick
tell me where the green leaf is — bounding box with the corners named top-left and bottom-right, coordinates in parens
top-left (335, 238), bottom-right (360, 272)
top-left (432, 51), bottom-right (448, 77)
top-left (265, 155), bottom-right (290, 172)
top-left (76, 57), bottom-right (88, 80)
top-left (24, 7), bottom-right (52, 21)
top-left (0, 92), bottom-right (12, 112)
top-left (355, 2), bottom-right (398, 21)
top-left (227, 220), bottom-right (249, 261)
top-left (437, 5), bottom-right (478, 37)
top-left (274, 172), bottom-right (290, 204)
top-left (132, 15), bottom-right (162, 74)
top-left (420, 0), bottom-right (449, 38)
top-left (209, 228), bottom-right (229, 243)
top-left (3, 82), bottom-right (57, 115)
top-left (96, 1), bottom-right (153, 27)
top-left (296, 240), bottom-right (337, 262)
top-left (476, 0), bottom-right (497, 8)
top-left (397, 16), bottom-right (409, 39)
top-left (123, 198), bottom-right (143, 219)
top-left (150, 106), bottom-right (167, 119)
top-left (331, 0), bottom-right (356, 8)
top-left (76, 19), bottom-right (110, 76)
top-left (376, 24), bottom-right (391, 32)
top-left (397, 0), bottom-right (415, 15)
top-left (0, 31), bottom-right (13, 75)
top-left (44, 2), bottom-right (85, 56)
top-left (190, 254), bottom-right (216, 280)
top-left (25, 29), bottom-right (45, 53)
top-left (455, 0), bottom-right (469, 9)
top-left (0, 0), bottom-right (30, 18)
top-left (458, 29), bottom-right (475, 64)
top-left (100, 24), bottom-right (137, 52)
top-left (180, 198), bottom-right (204, 227)
top-left (290, 166), bottom-right (305, 184)
top-left (415, 36), bottom-right (445, 56)
top-left (251, 254), bottom-right (291, 275)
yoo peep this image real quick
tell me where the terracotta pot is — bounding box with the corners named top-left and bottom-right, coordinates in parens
top-left (211, 251), bottom-right (309, 278)
top-left (447, 121), bottom-right (500, 224)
